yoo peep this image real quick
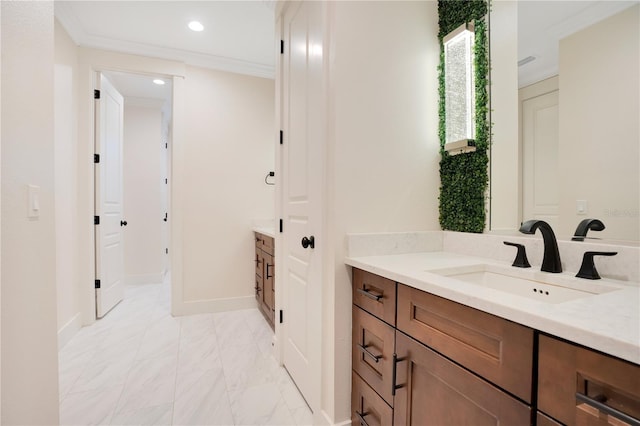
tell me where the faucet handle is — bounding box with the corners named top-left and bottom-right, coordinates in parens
top-left (503, 241), bottom-right (531, 268)
top-left (576, 251), bottom-right (617, 280)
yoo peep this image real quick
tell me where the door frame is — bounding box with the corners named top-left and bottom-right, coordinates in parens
top-left (77, 51), bottom-right (186, 325)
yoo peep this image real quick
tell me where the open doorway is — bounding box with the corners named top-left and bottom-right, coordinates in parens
top-left (96, 70), bottom-right (172, 318)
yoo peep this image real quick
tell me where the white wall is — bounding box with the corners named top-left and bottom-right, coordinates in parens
top-left (55, 19), bottom-right (81, 349)
top-left (123, 102), bottom-right (165, 284)
top-left (558, 5), bottom-right (639, 241)
top-left (180, 65), bottom-right (275, 312)
top-left (324, 1), bottom-right (441, 421)
top-left (1, 2), bottom-right (60, 423)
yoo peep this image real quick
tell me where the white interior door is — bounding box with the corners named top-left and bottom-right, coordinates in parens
top-left (522, 88), bottom-right (559, 228)
top-left (95, 73), bottom-right (125, 318)
top-left (281, 1), bottom-right (324, 410)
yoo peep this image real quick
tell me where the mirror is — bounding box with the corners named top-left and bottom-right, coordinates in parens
top-left (490, 1), bottom-right (639, 243)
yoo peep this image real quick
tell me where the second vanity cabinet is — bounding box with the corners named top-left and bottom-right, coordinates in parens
top-left (255, 232), bottom-right (275, 328)
top-left (351, 268), bottom-right (533, 426)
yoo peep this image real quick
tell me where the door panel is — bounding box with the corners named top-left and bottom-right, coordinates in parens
top-left (522, 89), bottom-right (559, 227)
top-left (281, 0), bottom-right (324, 409)
top-left (95, 73), bottom-right (125, 318)
top-left (394, 332), bottom-right (530, 426)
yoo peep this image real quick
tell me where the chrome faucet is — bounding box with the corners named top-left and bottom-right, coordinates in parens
top-left (571, 218), bottom-right (605, 241)
top-left (519, 220), bottom-right (562, 273)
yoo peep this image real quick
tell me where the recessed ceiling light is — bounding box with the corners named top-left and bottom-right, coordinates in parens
top-left (153, 79), bottom-right (166, 85)
top-left (188, 21), bottom-right (204, 32)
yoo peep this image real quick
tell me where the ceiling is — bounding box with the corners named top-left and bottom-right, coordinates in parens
top-left (518, 1), bottom-right (638, 87)
top-left (55, 1), bottom-right (276, 80)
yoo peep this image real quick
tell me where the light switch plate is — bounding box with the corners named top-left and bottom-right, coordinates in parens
top-left (27, 184), bottom-right (40, 218)
top-left (576, 199), bottom-right (588, 215)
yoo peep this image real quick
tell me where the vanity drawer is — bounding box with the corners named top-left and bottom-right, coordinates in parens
top-left (538, 335), bottom-right (640, 426)
top-left (352, 268), bottom-right (396, 326)
top-left (396, 284), bottom-right (534, 402)
top-left (352, 305), bottom-right (395, 406)
top-left (352, 372), bottom-right (392, 426)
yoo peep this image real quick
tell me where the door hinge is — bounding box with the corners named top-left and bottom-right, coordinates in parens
top-left (279, 219), bottom-right (283, 233)
top-left (94, 154), bottom-right (100, 163)
top-left (165, 142), bottom-right (168, 149)
top-left (165, 248), bottom-right (168, 254)
top-left (279, 130), bottom-right (283, 145)
top-left (94, 215), bottom-right (100, 225)
top-left (165, 178), bottom-right (168, 184)
top-left (94, 89), bottom-right (100, 99)
top-left (280, 40), bottom-right (284, 54)
top-left (279, 309), bottom-right (283, 324)
top-left (95, 279), bottom-right (101, 289)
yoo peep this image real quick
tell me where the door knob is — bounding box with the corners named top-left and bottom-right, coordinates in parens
top-left (120, 220), bottom-right (128, 227)
top-left (301, 236), bottom-right (315, 249)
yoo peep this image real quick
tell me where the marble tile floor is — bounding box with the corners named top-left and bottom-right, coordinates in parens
top-left (58, 282), bottom-right (313, 425)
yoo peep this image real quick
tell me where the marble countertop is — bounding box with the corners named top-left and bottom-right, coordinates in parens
top-left (253, 226), bottom-right (275, 238)
top-left (345, 251), bottom-right (640, 364)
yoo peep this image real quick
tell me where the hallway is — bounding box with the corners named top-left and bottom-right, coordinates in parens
top-left (58, 282), bottom-right (312, 425)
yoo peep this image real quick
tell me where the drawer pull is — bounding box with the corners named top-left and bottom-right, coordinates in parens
top-left (576, 392), bottom-right (640, 426)
top-left (357, 343), bottom-right (382, 363)
top-left (355, 411), bottom-right (371, 426)
top-left (357, 287), bottom-right (383, 301)
top-left (392, 353), bottom-right (406, 396)
top-left (266, 263), bottom-right (273, 279)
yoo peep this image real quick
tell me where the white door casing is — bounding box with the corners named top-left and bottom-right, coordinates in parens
top-left (521, 79), bottom-right (559, 228)
top-left (280, 0), bottom-right (324, 413)
top-left (95, 73), bottom-right (125, 318)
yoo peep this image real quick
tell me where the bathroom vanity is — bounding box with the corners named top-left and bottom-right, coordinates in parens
top-left (254, 230), bottom-right (275, 328)
top-left (346, 232), bottom-right (640, 426)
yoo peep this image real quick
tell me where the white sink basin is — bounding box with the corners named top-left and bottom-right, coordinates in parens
top-left (430, 264), bottom-right (623, 304)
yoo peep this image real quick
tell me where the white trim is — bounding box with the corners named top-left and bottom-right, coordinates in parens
top-left (57, 313), bottom-right (82, 351)
top-left (177, 296), bottom-right (258, 316)
top-left (124, 273), bottom-right (164, 286)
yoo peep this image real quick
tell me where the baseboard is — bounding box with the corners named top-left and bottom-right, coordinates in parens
top-left (177, 295), bottom-right (258, 316)
top-left (58, 313), bottom-right (82, 351)
top-left (125, 273), bottom-right (164, 285)
top-left (320, 410), bottom-right (351, 426)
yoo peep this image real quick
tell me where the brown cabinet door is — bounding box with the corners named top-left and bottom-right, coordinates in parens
top-left (538, 335), bottom-right (640, 426)
top-left (352, 372), bottom-right (393, 426)
top-left (352, 306), bottom-right (396, 406)
top-left (393, 332), bottom-right (530, 426)
top-left (353, 268), bottom-right (396, 326)
top-left (396, 284), bottom-right (533, 402)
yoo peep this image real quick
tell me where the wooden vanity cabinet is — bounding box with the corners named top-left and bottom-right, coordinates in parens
top-left (254, 232), bottom-right (275, 328)
top-left (538, 335), bottom-right (640, 426)
top-left (351, 269), bottom-right (534, 426)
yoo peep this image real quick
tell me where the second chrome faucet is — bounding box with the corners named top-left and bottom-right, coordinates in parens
top-left (519, 220), bottom-right (562, 273)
